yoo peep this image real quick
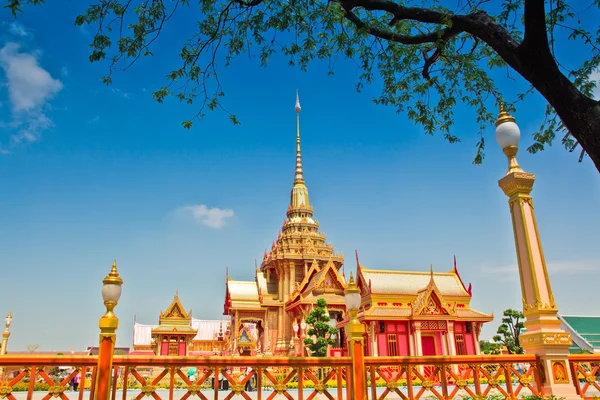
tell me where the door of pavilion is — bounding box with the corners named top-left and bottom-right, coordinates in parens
top-left (421, 335), bottom-right (437, 378)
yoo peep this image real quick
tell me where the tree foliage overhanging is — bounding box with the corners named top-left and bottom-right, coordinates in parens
top-left (7, 0), bottom-right (600, 171)
top-left (304, 298), bottom-right (337, 357)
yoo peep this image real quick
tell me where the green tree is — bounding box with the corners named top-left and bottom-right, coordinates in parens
top-left (303, 298), bottom-right (337, 357)
top-left (479, 340), bottom-right (501, 355)
top-left (8, 1), bottom-right (600, 171)
top-left (492, 309), bottom-right (525, 354)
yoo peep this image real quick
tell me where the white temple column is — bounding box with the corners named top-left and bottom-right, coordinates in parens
top-left (441, 331), bottom-right (448, 356)
top-left (474, 323), bottom-right (482, 355)
top-left (414, 322), bottom-right (423, 356)
top-left (408, 322), bottom-right (415, 356)
top-left (447, 321), bottom-right (457, 356)
top-left (369, 322), bottom-right (378, 356)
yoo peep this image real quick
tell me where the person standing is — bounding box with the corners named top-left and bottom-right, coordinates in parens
top-left (73, 373), bottom-right (81, 391)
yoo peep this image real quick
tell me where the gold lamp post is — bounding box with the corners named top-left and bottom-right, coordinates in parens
top-left (94, 261), bottom-right (123, 400)
top-left (495, 105), bottom-right (578, 399)
top-left (344, 273), bottom-right (366, 400)
top-left (0, 312), bottom-right (12, 378)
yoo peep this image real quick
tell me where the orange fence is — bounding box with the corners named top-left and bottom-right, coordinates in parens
top-left (0, 354), bottom-right (599, 399)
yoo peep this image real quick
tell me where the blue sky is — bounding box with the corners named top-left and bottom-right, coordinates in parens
top-left (0, 1), bottom-right (599, 352)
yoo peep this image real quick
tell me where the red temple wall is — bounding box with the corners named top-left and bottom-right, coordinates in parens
top-left (374, 321), bottom-right (410, 356)
top-left (454, 322), bottom-right (476, 354)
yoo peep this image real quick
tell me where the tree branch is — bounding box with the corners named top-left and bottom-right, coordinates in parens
top-left (522, 0), bottom-right (549, 48)
top-left (232, 0), bottom-right (264, 6)
top-left (339, 0), bottom-right (522, 71)
top-left (341, 7), bottom-right (459, 45)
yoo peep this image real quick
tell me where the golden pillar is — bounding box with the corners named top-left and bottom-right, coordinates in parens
top-left (495, 105), bottom-right (578, 399)
top-left (95, 261), bottom-right (123, 400)
top-left (344, 273), bottom-right (366, 400)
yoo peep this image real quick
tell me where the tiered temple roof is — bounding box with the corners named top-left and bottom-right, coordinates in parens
top-left (559, 315), bottom-right (600, 353)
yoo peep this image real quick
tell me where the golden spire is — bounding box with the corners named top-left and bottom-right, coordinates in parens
top-left (294, 90), bottom-right (304, 184)
top-left (288, 90), bottom-right (312, 216)
top-left (495, 103), bottom-right (515, 126)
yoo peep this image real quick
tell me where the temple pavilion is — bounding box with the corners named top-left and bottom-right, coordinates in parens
top-left (223, 93), bottom-right (493, 357)
top-left (131, 292), bottom-right (233, 356)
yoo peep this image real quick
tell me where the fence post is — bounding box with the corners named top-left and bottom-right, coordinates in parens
top-left (95, 261), bottom-right (123, 400)
top-left (344, 273), bottom-right (366, 400)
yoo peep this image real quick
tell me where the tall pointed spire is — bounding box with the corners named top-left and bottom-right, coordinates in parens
top-left (294, 90), bottom-right (304, 184)
top-left (288, 90), bottom-right (312, 216)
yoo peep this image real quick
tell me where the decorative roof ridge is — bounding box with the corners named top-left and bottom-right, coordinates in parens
top-left (354, 253), bottom-right (371, 295)
top-left (362, 267), bottom-right (457, 276)
top-left (450, 255), bottom-right (471, 297)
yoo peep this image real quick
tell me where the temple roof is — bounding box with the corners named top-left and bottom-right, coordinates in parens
top-left (360, 267), bottom-right (471, 297)
top-left (559, 315), bottom-right (600, 353)
top-left (134, 319), bottom-right (225, 346)
top-left (191, 319), bottom-right (225, 341)
top-left (152, 324), bottom-right (197, 334)
top-left (256, 270), bottom-right (277, 297)
top-left (226, 279), bottom-right (261, 309)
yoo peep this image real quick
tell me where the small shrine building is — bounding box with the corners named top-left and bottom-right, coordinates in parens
top-left (223, 94), bottom-right (493, 357)
top-left (132, 292), bottom-right (231, 356)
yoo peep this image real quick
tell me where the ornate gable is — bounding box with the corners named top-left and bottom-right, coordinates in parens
top-left (288, 259), bottom-right (321, 301)
top-left (159, 292), bottom-right (192, 325)
top-left (416, 292), bottom-right (447, 316)
top-left (315, 259), bottom-right (345, 289)
top-left (412, 273), bottom-right (455, 316)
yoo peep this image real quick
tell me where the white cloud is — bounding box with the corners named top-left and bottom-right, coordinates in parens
top-left (9, 22), bottom-right (29, 37)
top-left (0, 42), bottom-right (62, 146)
top-left (88, 115), bottom-right (100, 124)
top-left (60, 66), bottom-right (69, 77)
top-left (179, 204), bottom-right (235, 229)
top-left (591, 70), bottom-right (600, 100)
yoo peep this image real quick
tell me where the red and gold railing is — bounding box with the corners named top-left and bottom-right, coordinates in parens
top-left (365, 354), bottom-right (544, 400)
top-left (0, 356), bottom-right (97, 400)
top-left (569, 354), bottom-right (600, 399)
top-left (111, 356), bottom-right (352, 400)
top-left (1, 354), bottom-right (600, 399)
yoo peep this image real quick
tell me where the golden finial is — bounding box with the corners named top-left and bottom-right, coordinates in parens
top-left (6, 312), bottom-right (11, 319)
top-left (103, 259), bottom-right (123, 286)
top-left (495, 103), bottom-right (515, 127)
top-left (175, 289), bottom-right (179, 298)
top-left (430, 264), bottom-right (433, 277)
top-left (348, 272), bottom-right (355, 286)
